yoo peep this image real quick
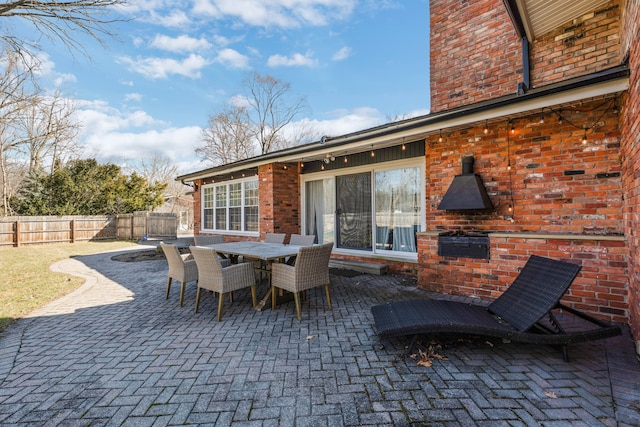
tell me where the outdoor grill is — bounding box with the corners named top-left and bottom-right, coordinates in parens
top-left (438, 230), bottom-right (490, 259)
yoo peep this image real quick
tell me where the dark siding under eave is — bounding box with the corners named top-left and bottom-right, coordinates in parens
top-left (301, 140), bottom-right (425, 174)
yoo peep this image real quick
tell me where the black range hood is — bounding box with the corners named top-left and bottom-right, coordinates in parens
top-left (438, 156), bottom-right (493, 211)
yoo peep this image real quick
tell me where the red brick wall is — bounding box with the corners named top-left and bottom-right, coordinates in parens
top-left (192, 179), bottom-right (202, 233)
top-left (418, 97), bottom-right (628, 323)
top-left (427, 98), bottom-right (623, 234)
top-left (418, 233), bottom-right (628, 323)
top-left (430, 0), bottom-right (623, 112)
top-left (620, 0), bottom-right (640, 342)
top-left (259, 163), bottom-right (301, 241)
top-left (530, 1), bottom-right (622, 89)
top-left (430, 0), bottom-right (522, 112)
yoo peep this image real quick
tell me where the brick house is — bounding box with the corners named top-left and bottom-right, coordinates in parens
top-left (178, 0), bottom-right (640, 354)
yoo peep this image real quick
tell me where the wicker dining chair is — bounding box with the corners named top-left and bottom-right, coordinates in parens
top-left (271, 242), bottom-right (334, 320)
top-left (285, 234), bottom-right (315, 265)
top-left (289, 234), bottom-right (315, 246)
top-left (193, 234), bottom-right (224, 245)
top-left (265, 233), bottom-right (286, 243)
top-left (190, 246), bottom-right (257, 321)
top-left (193, 235), bottom-right (231, 266)
top-left (160, 243), bottom-right (198, 307)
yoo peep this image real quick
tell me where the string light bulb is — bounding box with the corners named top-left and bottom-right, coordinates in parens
top-left (484, 120), bottom-right (489, 134)
top-left (539, 110), bottom-right (545, 124)
top-left (438, 130), bottom-right (443, 143)
top-left (370, 145), bottom-right (375, 157)
top-left (402, 143), bottom-right (406, 150)
top-left (510, 122), bottom-right (515, 134)
top-left (582, 129), bottom-right (588, 144)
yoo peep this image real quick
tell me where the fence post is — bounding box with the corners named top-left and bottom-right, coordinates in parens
top-left (70, 219), bottom-right (75, 243)
top-left (14, 220), bottom-right (20, 247)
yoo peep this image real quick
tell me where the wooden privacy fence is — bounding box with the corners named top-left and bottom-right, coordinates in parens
top-left (0, 212), bottom-right (177, 247)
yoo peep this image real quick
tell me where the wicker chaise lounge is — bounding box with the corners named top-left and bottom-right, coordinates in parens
top-left (371, 255), bottom-right (621, 362)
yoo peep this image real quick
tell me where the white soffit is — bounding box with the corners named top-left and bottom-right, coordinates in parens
top-left (516, 0), bottom-right (611, 41)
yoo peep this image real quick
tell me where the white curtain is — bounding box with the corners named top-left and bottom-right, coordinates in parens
top-left (305, 179), bottom-right (334, 244)
top-left (376, 168), bottom-right (420, 253)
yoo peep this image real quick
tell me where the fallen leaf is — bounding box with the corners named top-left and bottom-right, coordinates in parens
top-left (306, 335), bottom-right (314, 340)
top-left (417, 358), bottom-right (433, 367)
top-left (484, 341), bottom-right (494, 347)
top-left (544, 391), bottom-right (557, 399)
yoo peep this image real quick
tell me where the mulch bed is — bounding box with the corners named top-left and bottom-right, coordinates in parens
top-left (111, 249), bottom-right (165, 262)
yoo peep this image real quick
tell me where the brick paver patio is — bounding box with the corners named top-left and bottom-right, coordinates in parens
top-left (0, 244), bottom-right (638, 426)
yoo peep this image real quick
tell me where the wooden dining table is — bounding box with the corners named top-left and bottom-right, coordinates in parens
top-left (203, 241), bottom-right (302, 310)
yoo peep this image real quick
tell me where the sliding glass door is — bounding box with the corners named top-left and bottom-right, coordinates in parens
top-left (336, 173), bottom-right (372, 250)
top-left (303, 158), bottom-right (423, 257)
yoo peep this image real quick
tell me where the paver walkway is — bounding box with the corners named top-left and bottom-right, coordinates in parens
top-left (0, 245), bottom-right (639, 426)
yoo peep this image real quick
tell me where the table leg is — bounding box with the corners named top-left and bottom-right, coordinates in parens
top-left (254, 287), bottom-right (272, 311)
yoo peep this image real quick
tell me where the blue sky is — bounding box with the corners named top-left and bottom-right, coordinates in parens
top-left (25, 0), bottom-right (430, 173)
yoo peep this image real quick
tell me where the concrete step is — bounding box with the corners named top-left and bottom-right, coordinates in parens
top-left (329, 259), bottom-right (387, 275)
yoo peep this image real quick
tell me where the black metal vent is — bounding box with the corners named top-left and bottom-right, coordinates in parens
top-left (438, 156), bottom-right (493, 211)
top-left (438, 231), bottom-right (490, 259)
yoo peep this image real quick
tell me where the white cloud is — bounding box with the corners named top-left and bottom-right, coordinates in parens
top-left (332, 46), bottom-right (352, 61)
top-left (124, 93), bottom-right (143, 102)
top-left (215, 48), bottom-right (250, 69)
top-left (157, 10), bottom-right (192, 27)
top-left (212, 34), bottom-right (233, 46)
top-left (75, 100), bottom-right (163, 134)
top-left (267, 52), bottom-right (318, 67)
top-left (119, 54), bottom-right (211, 79)
top-left (310, 107), bottom-right (386, 136)
top-left (150, 34), bottom-right (212, 52)
top-left (192, 0), bottom-right (357, 28)
top-left (74, 100), bottom-right (202, 172)
top-left (229, 94), bottom-right (250, 109)
top-left (54, 73), bottom-right (77, 88)
top-left (33, 52), bottom-right (56, 76)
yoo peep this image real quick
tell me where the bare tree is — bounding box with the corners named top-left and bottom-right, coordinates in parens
top-left (0, 0), bottom-right (127, 57)
top-left (0, 49), bottom-right (38, 215)
top-left (243, 72), bottom-right (306, 154)
top-left (196, 73), bottom-right (308, 165)
top-left (128, 154), bottom-right (191, 215)
top-left (196, 105), bottom-right (256, 166)
top-left (17, 90), bottom-right (80, 174)
top-left (129, 154), bottom-right (178, 186)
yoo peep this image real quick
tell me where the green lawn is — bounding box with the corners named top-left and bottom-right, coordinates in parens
top-left (0, 240), bottom-right (138, 333)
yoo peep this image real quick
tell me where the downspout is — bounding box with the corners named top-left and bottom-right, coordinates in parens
top-left (502, 0), bottom-right (531, 95)
top-left (518, 36), bottom-right (530, 95)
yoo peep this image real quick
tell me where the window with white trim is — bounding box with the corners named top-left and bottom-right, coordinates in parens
top-left (202, 178), bottom-right (259, 232)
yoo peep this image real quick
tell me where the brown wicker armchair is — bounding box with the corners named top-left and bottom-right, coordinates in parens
top-left (265, 233), bottom-right (286, 243)
top-left (288, 234), bottom-right (315, 246)
top-left (271, 242), bottom-right (334, 320)
top-left (285, 234), bottom-right (315, 265)
top-left (190, 246), bottom-right (257, 321)
top-left (193, 234), bottom-right (224, 245)
top-left (160, 243), bottom-right (198, 307)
